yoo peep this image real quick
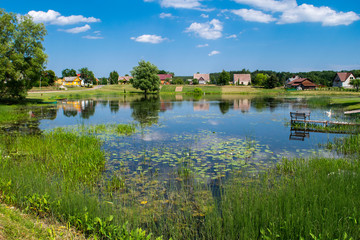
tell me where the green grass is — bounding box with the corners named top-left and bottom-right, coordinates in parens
top-left (0, 204), bottom-right (86, 239)
top-left (331, 97), bottom-right (360, 110)
top-left (216, 157), bottom-right (360, 239)
top-left (0, 105), bottom-right (28, 125)
top-left (182, 85), bottom-right (222, 94)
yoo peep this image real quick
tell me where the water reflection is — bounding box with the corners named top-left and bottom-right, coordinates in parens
top-left (130, 96), bottom-right (160, 127)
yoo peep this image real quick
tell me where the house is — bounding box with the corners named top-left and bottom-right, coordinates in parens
top-left (286, 78), bottom-right (317, 90)
top-left (233, 74), bottom-right (251, 85)
top-left (56, 76), bottom-right (84, 87)
top-left (193, 74), bottom-right (210, 84)
top-left (158, 74), bottom-right (173, 85)
top-left (118, 76), bottom-right (133, 84)
top-left (286, 75), bottom-right (301, 84)
top-left (333, 72), bottom-right (355, 88)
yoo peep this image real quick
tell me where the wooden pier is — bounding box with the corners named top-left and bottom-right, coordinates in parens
top-left (290, 112), bottom-right (360, 127)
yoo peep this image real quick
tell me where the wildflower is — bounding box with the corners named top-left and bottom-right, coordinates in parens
top-left (140, 201), bottom-right (148, 205)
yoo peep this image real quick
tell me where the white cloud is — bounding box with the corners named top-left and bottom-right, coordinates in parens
top-left (233, 0), bottom-right (297, 12)
top-left (28, 10), bottom-right (100, 25)
top-left (59, 24), bottom-right (91, 34)
top-left (131, 34), bottom-right (167, 44)
top-left (82, 35), bottom-right (104, 39)
top-left (197, 43), bottom-right (209, 47)
top-left (233, 0), bottom-right (360, 26)
top-left (209, 50), bottom-right (220, 56)
top-left (201, 14), bottom-right (209, 18)
top-left (226, 34), bottom-right (237, 39)
top-left (186, 19), bottom-right (223, 40)
top-left (232, 9), bottom-right (276, 23)
top-left (160, 0), bottom-right (202, 9)
top-left (160, 13), bottom-right (174, 19)
top-left (279, 4), bottom-right (360, 26)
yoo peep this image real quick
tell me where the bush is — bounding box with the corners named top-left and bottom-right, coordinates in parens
top-left (193, 87), bottom-right (203, 95)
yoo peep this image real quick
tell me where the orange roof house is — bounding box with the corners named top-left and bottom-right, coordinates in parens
top-left (286, 78), bottom-right (317, 90)
top-left (233, 74), bottom-right (251, 85)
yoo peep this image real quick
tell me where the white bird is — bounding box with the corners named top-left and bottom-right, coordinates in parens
top-left (325, 109), bottom-right (332, 118)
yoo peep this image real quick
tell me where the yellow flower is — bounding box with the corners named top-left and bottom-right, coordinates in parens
top-left (140, 201), bottom-right (148, 205)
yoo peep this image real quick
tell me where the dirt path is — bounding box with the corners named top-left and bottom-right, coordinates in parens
top-left (28, 85), bottom-right (105, 94)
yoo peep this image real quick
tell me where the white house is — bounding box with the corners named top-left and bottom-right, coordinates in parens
top-left (333, 72), bottom-right (355, 88)
top-left (233, 74), bottom-right (251, 85)
top-left (193, 73), bottom-right (210, 84)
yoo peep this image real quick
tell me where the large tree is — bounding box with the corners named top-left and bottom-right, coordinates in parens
top-left (130, 60), bottom-right (160, 95)
top-left (109, 70), bottom-right (119, 85)
top-left (0, 9), bottom-right (47, 99)
top-left (79, 67), bottom-right (95, 85)
top-left (217, 70), bottom-right (230, 85)
top-left (62, 68), bottom-right (77, 78)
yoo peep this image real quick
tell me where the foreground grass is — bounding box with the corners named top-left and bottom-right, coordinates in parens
top-left (0, 105), bottom-right (29, 125)
top-left (0, 204), bottom-right (86, 239)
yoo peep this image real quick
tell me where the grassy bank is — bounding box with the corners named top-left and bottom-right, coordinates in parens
top-left (0, 204), bottom-right (86, 239)
top-left (27, 85), bottom-right (360, 103)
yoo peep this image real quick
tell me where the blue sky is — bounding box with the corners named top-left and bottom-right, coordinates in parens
top-left (2, 0), bottom-right (360, 77)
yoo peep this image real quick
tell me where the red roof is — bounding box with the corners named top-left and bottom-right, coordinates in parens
top-left (287, 78), bottom-right (316, 87)
top-left (336, 72), bottom-right (353, 82)
top-left (158, 74), bottom-right (173, 80)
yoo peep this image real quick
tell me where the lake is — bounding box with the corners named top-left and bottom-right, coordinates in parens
top-left (35, 95), bottom-right (350, 181)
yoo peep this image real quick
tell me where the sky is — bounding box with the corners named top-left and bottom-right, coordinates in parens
top-left (2, 0), bottom-right (360, 77)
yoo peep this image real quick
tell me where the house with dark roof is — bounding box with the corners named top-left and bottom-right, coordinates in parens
top-left (233, 74), bottom-right (251, 85)
top-left (333, 72), bottom-right (355, 88)
top-left (158, 74), bottom-right (173, 85)
top-left (286, 78), bottom-right (317, 90)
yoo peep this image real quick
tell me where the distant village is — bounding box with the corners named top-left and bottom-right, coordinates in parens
top-left (55, 72), bottom-right (359, 91)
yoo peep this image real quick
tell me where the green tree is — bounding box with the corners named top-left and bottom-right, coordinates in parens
top-left (264, 74), bottom-right (278, 89)
top-left (42, 70), bottom-right (57, 86)
top-left (109, 71), bottom-right (119, 85)
top-left (192, 79), bottom-right (199, 85)
top-left (130, 60), bottom-right (160, 95)
top-left (217, 70), bottom-right (230, 85)
top-left (253, 73), bottom-right (268, 86)
top-left (79, 67), bottom-right (95, 85)
top-left (61, 69), bottom-right (77, 78)
top-left (172, 78), bottom-right (184, 85)
top-left (0, 9), bottom-right (47, 100)
top-left (350, 79), bottom-right (360, 91)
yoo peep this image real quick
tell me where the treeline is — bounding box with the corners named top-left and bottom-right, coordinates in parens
top-left (210, 69), bottom-right (360, 87)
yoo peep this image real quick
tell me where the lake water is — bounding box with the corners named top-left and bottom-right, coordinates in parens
top-left (36, 95), bottom-right (351, 181)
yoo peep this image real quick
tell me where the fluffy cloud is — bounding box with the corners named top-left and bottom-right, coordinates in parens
top-left (279, 4), bottom-right (360, 26)
top-left (27, 10), bottom-right (100, 25)
top-left (159, 13), bottom-right (174, 19)
top-left (208, 50), bottom-right (220, 56)
top-left (232, 9), bottom-right (276, 23)
top-left (186, 19), bottom-right (223, 40)
top-left (201, 14), bottom-right (209, 18)
top-left (233, 0), bottom-right (359, 26)
top-left (197, 43), bottom-right (209, 47)
top-left (233, 0), bottom-right (297, 12)
top-left (160, 0), bottom-right (201, 9)
top-left (59, 24), bottom-right (91, 34)
top-left (131, 34), bottom-right (167, 44)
